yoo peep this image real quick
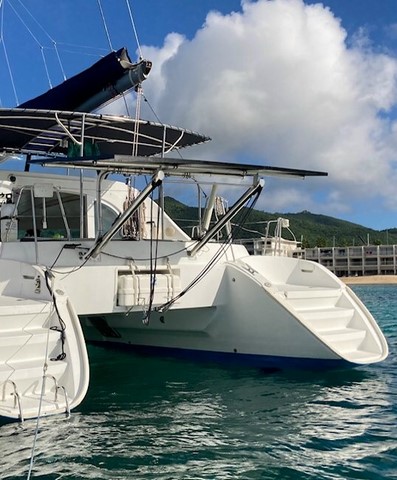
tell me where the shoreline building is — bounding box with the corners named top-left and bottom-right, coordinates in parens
top-left (239, 237), bottom-right (397, 278)
top-left (303, 245), bottom-right (397, 277)
top-left (237, 218), bottom-right (397, 278)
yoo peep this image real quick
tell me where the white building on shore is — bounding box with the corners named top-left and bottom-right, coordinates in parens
top-left (237, 217), bottom-right (396, 278)
top-left (303, 245), bottom-right (397, 277)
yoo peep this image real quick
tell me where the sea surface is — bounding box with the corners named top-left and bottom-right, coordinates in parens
top-left (1, 285), bottom-right (396, 480)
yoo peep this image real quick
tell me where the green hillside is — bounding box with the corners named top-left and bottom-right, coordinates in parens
top-left (162, 197), bottom-right (397, 248)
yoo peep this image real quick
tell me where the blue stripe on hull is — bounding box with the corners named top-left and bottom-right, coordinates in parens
top-left (87, 340), bottom-right (350, 371)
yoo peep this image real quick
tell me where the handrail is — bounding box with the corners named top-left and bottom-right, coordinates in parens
top-left (2, 379), bottom-right (24, 422)
top-left (44, 374), bottom-right (60, 402)
top-left (58, 386), bottom-right (71, 418)
top-left (44, 374), bottom-right (71, 417)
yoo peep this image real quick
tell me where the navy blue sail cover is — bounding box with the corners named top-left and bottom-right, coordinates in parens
top-left (19, 48), bottom-right (152, 113)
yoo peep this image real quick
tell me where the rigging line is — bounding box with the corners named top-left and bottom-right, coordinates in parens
top-left (158, 222), bottom-right (237, 312)
top-left (55, 41), bottom-right (109, 56)
top-left (16, 0), bottom-right (55, 42)
top-left (125, 0), bottom-right (142, 59)
top-left (0, 0), bottom-right (4, 40)
top-left (141, 92), bottom-right (207, 199)
top-left (99, 243), bottom-right (190, 262)
top-left (56, 41), bottom-right (108, 52)
top-left (143, 194), bottom-right (155, 324)
top-left (121, 90), bottom-right (131, 117)
top-left (147, 195), bottom-right (155, 322)
top-left (27, 297), bottom-right (54, 480)
top-left (44, 270), bottom-right (67, 361)
top-left (157, 236), bottom-right (231, 312)
top-left (229, 191), bottom-right (262, 241)
top-left (1, 41), bottom-right (18, 105)
top-left (132, 84), bottom-right (142, 155)
top-left (157, 192), bottom-right (261, 312)
top-left (97, 0), bottom-right (113, 51)
top-left (6, 0), bottom-right (53, 89)
top-left (45, 244), bottom-right (92, 277)
top-left (48, 254), bottom-right (91, 276)
top-left (6, 0), bottom-right (42, 47)
top-left (231, 223), bottom-right (264, 236)
top-left (53, 41), bottom-right (66, 81)
top-left (41, 46), bottom-right (52, 88)
top-left (143, 189), bottom-right (161, 324)
top-left (0, 1), bottom-right (2, 106)
top-left (141, 92), bottom-right (162, 123)
top-left (15, 0), bottom-right (66, 78)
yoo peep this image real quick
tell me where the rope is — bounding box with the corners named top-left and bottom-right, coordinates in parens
top-left (53, 41), bottom-right (66, 81)
top-left (157, 191), bottom-right (261, 312)
top-left (7, 1), bottom-right (42, 47)
top-left (141, 92), bottom-right (163, 123)
top-left (44, 270), bottom-right (66, 361)
top-left (0, 0), bottom-right (4, 38)
top-left (97, 0), bottom-right (113, 51)
top-left (40, 46), bottom-right (52, 89)
top-left (54, 41), bottom-right (108, 56)
top-left (0, 3), bottom-right (17, 104)
top-left (14, 0), bottom-right (66, 79)
top-left (0, 40), bottom-right (18, 105)
top-left (142, 191), bottom-right (161, 324)
top-left (6, 0), bottom-right (53, 90)
top-left (27, 295), bottom-right (54, 480)
top-left (126, 0), bottom-right (143, 59)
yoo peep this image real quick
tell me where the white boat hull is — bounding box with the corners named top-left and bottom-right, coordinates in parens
top-left (75, 248), bottom-right (387, 369)
top-left (0, 237), bottom-right (388, 370)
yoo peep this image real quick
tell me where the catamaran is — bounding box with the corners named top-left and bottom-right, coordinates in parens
top-left (0, 46), bottom-right (388, 422)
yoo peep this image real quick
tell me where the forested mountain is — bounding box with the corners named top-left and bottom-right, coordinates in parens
top-left (162, 197), bottom-right (397, 248)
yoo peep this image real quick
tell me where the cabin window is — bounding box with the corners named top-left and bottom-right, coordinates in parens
top-left (95, 202), bottom-right (122, 238)
top-left (17, 190), bottom-right (86, 239)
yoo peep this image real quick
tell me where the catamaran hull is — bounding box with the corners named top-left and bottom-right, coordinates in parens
top-left (81, 315), bottom-right (347, 370)
top-left (79, 263), bottom-right (345, 370)
top-left (78, 254), bottom-right (388, 370)
top-left (0, 239), bottom-right (388, 370)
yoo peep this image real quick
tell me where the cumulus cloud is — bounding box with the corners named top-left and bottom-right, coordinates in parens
top-left (138, 0), bottom-right (397, 228)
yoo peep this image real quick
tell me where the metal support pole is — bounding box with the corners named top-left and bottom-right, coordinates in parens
top-left (202, 184), bottom-right (217, 233)
top-left (87, 170), bottom-right (164, 259)
top-left (188, 178), bottom-right (264, 257)
top-left (79, 114), bottom-right (86, 238)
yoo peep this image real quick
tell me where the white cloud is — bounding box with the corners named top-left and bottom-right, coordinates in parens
top-left (138, 0), bottom-right (397, 228)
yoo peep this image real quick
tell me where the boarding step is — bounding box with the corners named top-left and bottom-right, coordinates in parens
top-left (0, 296), bottom-right (52, 330)
top-left (345, 349), bottom-right (384, 364)
top-left (318, 327), bottom-right (366, 353)
top-left (298, 307), bottom-right (355, 330)
top-left (0, 358), bottom-right (68, 385)
top-left (283, 287), bottom-right (341, 300)
top-left (0, 267), bottom-right (89, 421)
top-left (0, 359), bottom-right (69, 421)
top-left (0, 327), bottom-right (61, 363)
top-left (0, 376), bottom-right (70, 421)
top-left (280, 287), bottom-right (342, 309)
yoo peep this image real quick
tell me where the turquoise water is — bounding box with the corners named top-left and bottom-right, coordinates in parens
top-left (1, 285), bottom-right (396, 479)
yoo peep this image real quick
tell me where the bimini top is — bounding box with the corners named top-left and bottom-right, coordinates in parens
top-left (0, 108), bottom-right (210, 158)
top-left (0, 46), bottom-right (208, 158)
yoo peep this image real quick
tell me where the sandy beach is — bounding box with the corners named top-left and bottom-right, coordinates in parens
top-left (342, 275), bottom-right (397, 285)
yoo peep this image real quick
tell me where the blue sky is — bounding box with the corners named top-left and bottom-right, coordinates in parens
top-left (1, 0), bottom-right (397, 231)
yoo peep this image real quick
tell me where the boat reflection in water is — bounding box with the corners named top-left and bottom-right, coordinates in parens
top-left (1, 344), bottom-right (395, 479)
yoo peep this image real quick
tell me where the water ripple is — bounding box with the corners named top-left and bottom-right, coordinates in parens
top-left (1, 285), bottom-right (396, 479)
